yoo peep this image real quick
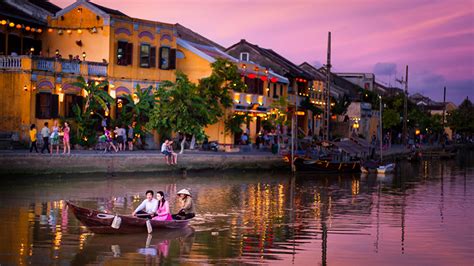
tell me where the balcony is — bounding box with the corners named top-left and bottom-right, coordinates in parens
top-left (0, 56), bottom-right (22, 69)
top-left (0, 56), bottom-right (108, 77)
top-left (233, 92), bottom-right (268, 107)
top-left (287, 94), bottom-right (306, 106)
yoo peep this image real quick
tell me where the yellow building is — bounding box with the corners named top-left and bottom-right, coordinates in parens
top-left (175, 35), bottom-right (289, 146)
top-left (0, 0), bottom-right (177, 144)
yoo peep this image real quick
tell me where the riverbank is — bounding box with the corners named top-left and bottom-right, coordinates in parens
top-left (0, 144), bottom-right (470, 175)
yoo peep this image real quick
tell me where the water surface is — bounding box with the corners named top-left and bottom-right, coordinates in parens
top-left (0, 154), bottom-right (473, 265)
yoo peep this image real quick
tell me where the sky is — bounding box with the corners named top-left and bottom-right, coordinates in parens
top-left (52, 0), bottom-right (473, 104)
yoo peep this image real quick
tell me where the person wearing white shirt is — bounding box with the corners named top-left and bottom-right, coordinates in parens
top-left (132, 190), bottom-right (158, 219)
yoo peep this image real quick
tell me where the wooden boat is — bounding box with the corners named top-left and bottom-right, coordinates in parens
top-left (422, 151), bottom-right (456, 159)
top-left (293, 157), bottom-right (361, 173)
top-left (361, 160), bottom-right (379, 173)
top-left (67, 201), bottom-right (191, 234)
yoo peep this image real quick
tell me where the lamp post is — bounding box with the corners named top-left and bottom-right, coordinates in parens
top-left (82, 52), bottom-right (86, 61)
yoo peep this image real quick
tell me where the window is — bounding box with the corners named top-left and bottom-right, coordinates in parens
top-left (273, 83), bottom-right (278, 98)
top-left (64, 94), bottom-right (83, 118)
top-left (140, 44), bottom-right (150, 68)
top-left (35, 93), bottom-right (59, 119)
top-left (240, 52), bottom-right (249, 61)
top-left (244, 76), bottom-right (264, 95)
top-left (117, 41), bottom-right (133, 66)
top-left (159, 47), bottom-right (176, 70)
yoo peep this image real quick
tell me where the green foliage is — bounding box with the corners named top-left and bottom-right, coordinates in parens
top-left (447, 98), bottom-right (474, 134)
top-left (71, 76), bottom-right (114, 147)
top-left (147, 71), bottom-right (209, 137)
top-left (331, 95), bottom-right (351, 115)
top-left (121, 85), bottom-right (155, 140)
top-left (382, 108), bottom-right (400, 129)
top-left (269, 96), bottom-right (289, 127)
top-left (197, 58), bottom-right (245, 124)
top-left (361, 89), bottom-right (379, 108)
top-left (224, 114), bottom-right (248, 135)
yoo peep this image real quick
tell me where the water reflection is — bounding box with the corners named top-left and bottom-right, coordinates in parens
top-left (0, 155), bottom-right (473, 265)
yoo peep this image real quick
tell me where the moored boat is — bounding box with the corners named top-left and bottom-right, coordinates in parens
top-left (293, 157), bottom-right (361, 173)
top-left (67, 201), bottom-right (191, 234)
top-left (377, 163), bottom-right (395, 174)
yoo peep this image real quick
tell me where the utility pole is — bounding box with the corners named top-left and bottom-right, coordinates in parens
top-left (379, 95), bottom-right (383, 162)
top-left (402, 65), bottom-right (408, 146)
top-left (324, 32), bottom-right (332, 141)
top-left (442, 86), bottom-right (446, 129)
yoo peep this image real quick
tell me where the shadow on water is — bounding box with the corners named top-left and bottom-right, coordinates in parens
top-left (0, 153), bottom-right (473, 265)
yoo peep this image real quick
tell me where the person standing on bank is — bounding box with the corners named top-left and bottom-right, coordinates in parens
top-left (172, 189), bottom-right (195, 220)
top-left (40, 122), bottom-right (50, 154)
top-left (50, 120), bottom-right (60, 155)
top-left (62, 121), bottom-right (71, 155)
top-left (132, 190), bottom-right (158, 219)
top-left (127, 124), bottom-right (134, 151)
top-left (29, 124), bottom-right (38, 153)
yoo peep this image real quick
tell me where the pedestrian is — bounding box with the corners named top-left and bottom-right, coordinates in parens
top-left (29, 124), bottom-right (38, 153)
top-left (114, 126), bottom-right (122, 151)
top-left (50, 121), bottom-right (60, 155)
top-left (40, 122), bottom-right (50, 154)
top-left (119, 125), bottom-right (127, 151)
top-left (104, 127), bottom-right (118, 152)
top-left (62, 121), bottom-right (71, 155)
top-left (127, 124), bottom-right (134, 151)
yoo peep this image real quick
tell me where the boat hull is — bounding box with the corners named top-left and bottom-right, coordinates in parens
top-left (294, 158), bottom-right (361, 173)
top-left (67, 202), bottom-right (190, 234)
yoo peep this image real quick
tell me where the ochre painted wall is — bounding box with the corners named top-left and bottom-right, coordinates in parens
top-left (176, 45), bottom-right (212, 83)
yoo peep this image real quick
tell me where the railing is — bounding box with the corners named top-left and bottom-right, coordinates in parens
top-left (233, 92), bottom-right (268, 107)
top-left (0, 56), bottom-right (22, 69)
top-left (33, 58), bottom-right (55, 72)
top-left (87, 62), bottom-right (107, 76)
top-left (61, 61), bottom-right (80, 74)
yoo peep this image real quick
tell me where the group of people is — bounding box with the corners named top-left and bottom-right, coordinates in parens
top-left (132, 189), bottom-right (195, 221)
top-left (30, 121), bottom-right (71, 155)
top-left (161, 139), bottom-right (178, 165)
top-left (99, 125), bottom-right (135, 153)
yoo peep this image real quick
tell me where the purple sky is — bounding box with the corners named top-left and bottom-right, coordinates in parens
top-left (53, 0), bottom-right (473, 104)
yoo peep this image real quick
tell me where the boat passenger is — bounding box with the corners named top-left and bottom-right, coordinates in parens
top-left (132, 190), bottom-right (158, 219)
top-left (152, 191), bottom-right (172, 221)
top-left (172, 189), bottom-right (195, 220)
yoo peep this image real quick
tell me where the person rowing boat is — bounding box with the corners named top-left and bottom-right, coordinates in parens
top-left (172, 189), bottom-right (195, 220)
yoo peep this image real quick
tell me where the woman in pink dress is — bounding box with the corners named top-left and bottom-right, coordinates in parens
top-left (62, 121), bottom-right (71, 155)
top-left (152, 191), bottom-right (172, 221)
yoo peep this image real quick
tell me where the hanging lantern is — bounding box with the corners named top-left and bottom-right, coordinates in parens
top-left (9, 22), bottom-right (15, 27)
top-left (247, 73), bottom-right (256, 79)
top-left (25, 26), bottom-right (30, 31)
top-left (66, 29), bottom-right (72, 34)
top-left (270, 77), bottom-right (278, 83)
top-left (260, 76), bottom-right (268, 82)
top-left (37, 28), bottom-right (42, 33)
top-left (48, 28), bottom-right (53, 33)
top-left (77, 29), bottom-right (82, 34)
top-left (30, 28), bottom-right (36, 32)
top-left (15, 24), bottom-right (22, 29)
top-left (1, 20), bottom-right (6, 25)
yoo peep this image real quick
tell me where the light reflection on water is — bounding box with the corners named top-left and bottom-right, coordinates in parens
top-left (0, 154), bottom-right (473, 265)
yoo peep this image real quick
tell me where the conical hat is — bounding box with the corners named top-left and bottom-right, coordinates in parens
top-left (177, 189), bottom-right (191, 196)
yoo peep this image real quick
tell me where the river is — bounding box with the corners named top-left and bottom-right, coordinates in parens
top-left (0, 153), bottom-right (473, 265)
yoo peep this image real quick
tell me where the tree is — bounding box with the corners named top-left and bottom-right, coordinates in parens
top-left (147, 71), bottom-right (210, 154)
top-left (121, 85), bottom-right (155, 148)
top-left (382, 108), bottom-right (400, 131)
top-left (447, 98), bottom-right (474, 134)
top-left (72, 76), bottom-right (114, 147)
top-left (332, 95), bottom-right (351, 115)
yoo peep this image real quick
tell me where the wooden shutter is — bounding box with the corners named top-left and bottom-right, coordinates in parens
top-left (150, 46), bottom-right (156, 68)
top-left (126, 42), bottom-right (133, 65)
top-left (35, 93), bottom-right (41, 118)
top-left (158, 47), bottom-right (164, 69)
top-left (51, 94), bottom-right (59, 118)
top-left (169, 48), bottom-right (176, 69)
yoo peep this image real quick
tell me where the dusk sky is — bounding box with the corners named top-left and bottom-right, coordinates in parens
top-left (53, 0), bottom-right (473, 104)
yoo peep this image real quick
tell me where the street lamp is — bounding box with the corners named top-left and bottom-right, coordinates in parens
top-left (82, 52), bottom-right (86, 61)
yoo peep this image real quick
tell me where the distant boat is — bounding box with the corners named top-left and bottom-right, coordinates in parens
top-left (361, 160), bottom-right (379, 173)
top-left (67, 202), bottom-right (191, 234)
top-left (293, 157), bottom-right (361, 173)
top-left (377, 163), bottom-right (395, 174)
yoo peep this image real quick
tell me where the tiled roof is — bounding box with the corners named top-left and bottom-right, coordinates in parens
top-left (27, 0), bottom-right (61, 14)
top-left (227, 39), bottom-right (313, 80)
top-left (175, 23), bottom-right (225, 51)
top-left (0, 0), bottom-right (47, 25)
top-left (89, 2), bottom-right (128, 17)
top-left (186, 40), bottom-right (237, 62)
